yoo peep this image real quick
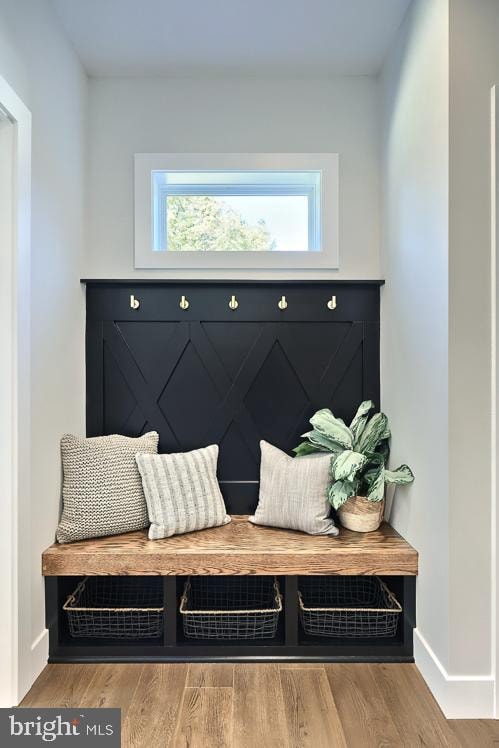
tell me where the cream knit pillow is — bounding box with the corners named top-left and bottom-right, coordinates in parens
top-left (57, 431), bottom-right (159, 543)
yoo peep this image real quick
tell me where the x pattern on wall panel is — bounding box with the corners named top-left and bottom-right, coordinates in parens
top-left (99, 318), bottom-right (377, 481)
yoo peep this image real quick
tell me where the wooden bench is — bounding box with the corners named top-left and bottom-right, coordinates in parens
top-left (42, 517), bottom-right (418, 664)
top-left (42, 516), bottom-right (418, 577)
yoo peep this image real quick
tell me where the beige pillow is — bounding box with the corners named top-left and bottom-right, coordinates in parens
top-left (56, 431), bottom-right (159, 543)
top-left (249, 441), bottom-right (339, 536)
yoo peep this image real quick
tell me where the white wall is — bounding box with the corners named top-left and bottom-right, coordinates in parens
top-left (381, 0), bottom-right (449, 674)
top-left (0, 0), bottom-right (87, 700)
top-left (382, 0), bottom-right (499, 718)
top-left (448, 0), bottom-right (499, 679)
top-left (87, 76), bottom-right (380, 279)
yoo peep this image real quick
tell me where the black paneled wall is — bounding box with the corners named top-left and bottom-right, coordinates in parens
top-left (85, 281), bottom-right (381, 513)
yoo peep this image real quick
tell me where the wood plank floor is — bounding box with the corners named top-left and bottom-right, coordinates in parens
top-left (19, 663), bottom-right (499, 747)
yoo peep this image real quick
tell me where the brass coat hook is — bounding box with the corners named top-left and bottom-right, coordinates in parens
top-left (130, 294), bottom-right (140, 310)
top-left (327, 295), bottom-right (337, 310)
top-left (179, 295), bottom-right (189, 310)
top-left (229, 295), bottom-right (239, 310)
top-left (278, 295), bottom-right (288, 310)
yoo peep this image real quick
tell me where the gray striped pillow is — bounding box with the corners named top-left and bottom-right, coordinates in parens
top-left (249, 441), bottom-right (339, 536)
top-left (135, 445), bottom-right (231, 539)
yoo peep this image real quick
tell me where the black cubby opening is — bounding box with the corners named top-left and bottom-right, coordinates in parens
top-left (56, 576), bottom-right (164, 647)
top-left (297, 575), bottom-right (409, 647)
top-left (174, 575), bottom-right (286, 646)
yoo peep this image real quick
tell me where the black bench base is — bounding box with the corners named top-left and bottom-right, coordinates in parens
top-left (45, 575), bottom-right (416, 664)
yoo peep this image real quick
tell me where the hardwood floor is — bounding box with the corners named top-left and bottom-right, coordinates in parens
top-left (19, 663), bottom-right (499, 747)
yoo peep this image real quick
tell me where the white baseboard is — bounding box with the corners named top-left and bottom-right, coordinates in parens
top-left (30, 628), bottom-right (48, 686)
top-left (414, 629), bottom-right (495, 718)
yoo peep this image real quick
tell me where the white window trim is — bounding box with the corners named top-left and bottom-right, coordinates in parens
top-left (134, 153), bottom-right (339, 270)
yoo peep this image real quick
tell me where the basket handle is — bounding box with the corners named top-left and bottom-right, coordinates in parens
top-left (62, 577), bottom-right (88, 611)
top-left (179, 579), bottom-right (192, 615)
top-left (379, 579), bottom-right (403, 612)
top-left (273, 580), bottom-right (283, 613)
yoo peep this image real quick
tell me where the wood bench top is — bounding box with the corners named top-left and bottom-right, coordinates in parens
top-left (42, 516), bottom-right (418, 577)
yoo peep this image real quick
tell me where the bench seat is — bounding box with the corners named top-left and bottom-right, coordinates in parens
top-left (42, 515), bottom-right (418, 577)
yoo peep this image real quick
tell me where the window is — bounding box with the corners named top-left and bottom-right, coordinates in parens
top-left (135, 153), bottom-right (338, 269)
top-left (152, 171), bottom-right (320, 253)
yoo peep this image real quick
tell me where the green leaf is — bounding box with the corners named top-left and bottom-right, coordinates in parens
top-left (385, 465), bottom-right (415, 484)
top-left (366, 464), bottom-right (385, 502)
top-left (301, 429), bottom-right (345, 454)
top-left (357, 413), bottom-right (390, 454)
top-left (328, 479), bottom-right (358, 510)
top-left (349, 400), bottom-right (375, 447)
top-left (331, 450), bottom-right (368, 482)
top-left (293, 441), bottom-right (324, 457)
top-left (364, 450), bottom-right (386, 467)
top-left (374, 439), bottom-right (390, 465)
top-left (309, 409), bottom-right (353, 450)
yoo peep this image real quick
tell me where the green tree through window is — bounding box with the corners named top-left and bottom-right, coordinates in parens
top-left (166, 195), bottom-right (276, 251)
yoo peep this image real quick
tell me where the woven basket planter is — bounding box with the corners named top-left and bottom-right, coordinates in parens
top-left (337, 496), bottom-right (385, 532)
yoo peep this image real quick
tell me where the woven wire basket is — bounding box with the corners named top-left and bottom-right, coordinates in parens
top-left (63, 577), bottom-right (164, 639)
top-left (180, 576), bottom-right (282, 640)
top-left (298, 576), bottom-right (402, 639)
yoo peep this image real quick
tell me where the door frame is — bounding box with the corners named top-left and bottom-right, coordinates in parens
top-left (0, 74), bottom-right (31, 706)
top-left (492, 84), bottom-right (499, 719)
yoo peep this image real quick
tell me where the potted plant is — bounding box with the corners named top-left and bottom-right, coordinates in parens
top-left (294, 401), bottom-right (414, 532)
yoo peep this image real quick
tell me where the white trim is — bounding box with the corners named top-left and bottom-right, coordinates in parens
top-left (30, 629), bottom-right (48, 685)
top-left (492, 85), bottom-right (499, 720)
top-left (134, 153), bottom-right (339, 270)
top-left (0, 75), bottom-right (31, 707)
top-left (414, 629), bottom-right (495, 718)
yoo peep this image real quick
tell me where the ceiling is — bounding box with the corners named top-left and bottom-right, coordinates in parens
top-left (51, 0), bottom-right (412, 77)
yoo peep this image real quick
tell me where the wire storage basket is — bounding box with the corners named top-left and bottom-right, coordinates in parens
top-left (63, 577), bottom-right (164, 639)
top-left (298, 576), bottom-right (402, 639)
top-left (180, 576), bottom-right (282, 640)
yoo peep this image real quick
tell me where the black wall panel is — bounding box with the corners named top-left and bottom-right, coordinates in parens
top-left (85, 281), bottom-right (381, 513)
